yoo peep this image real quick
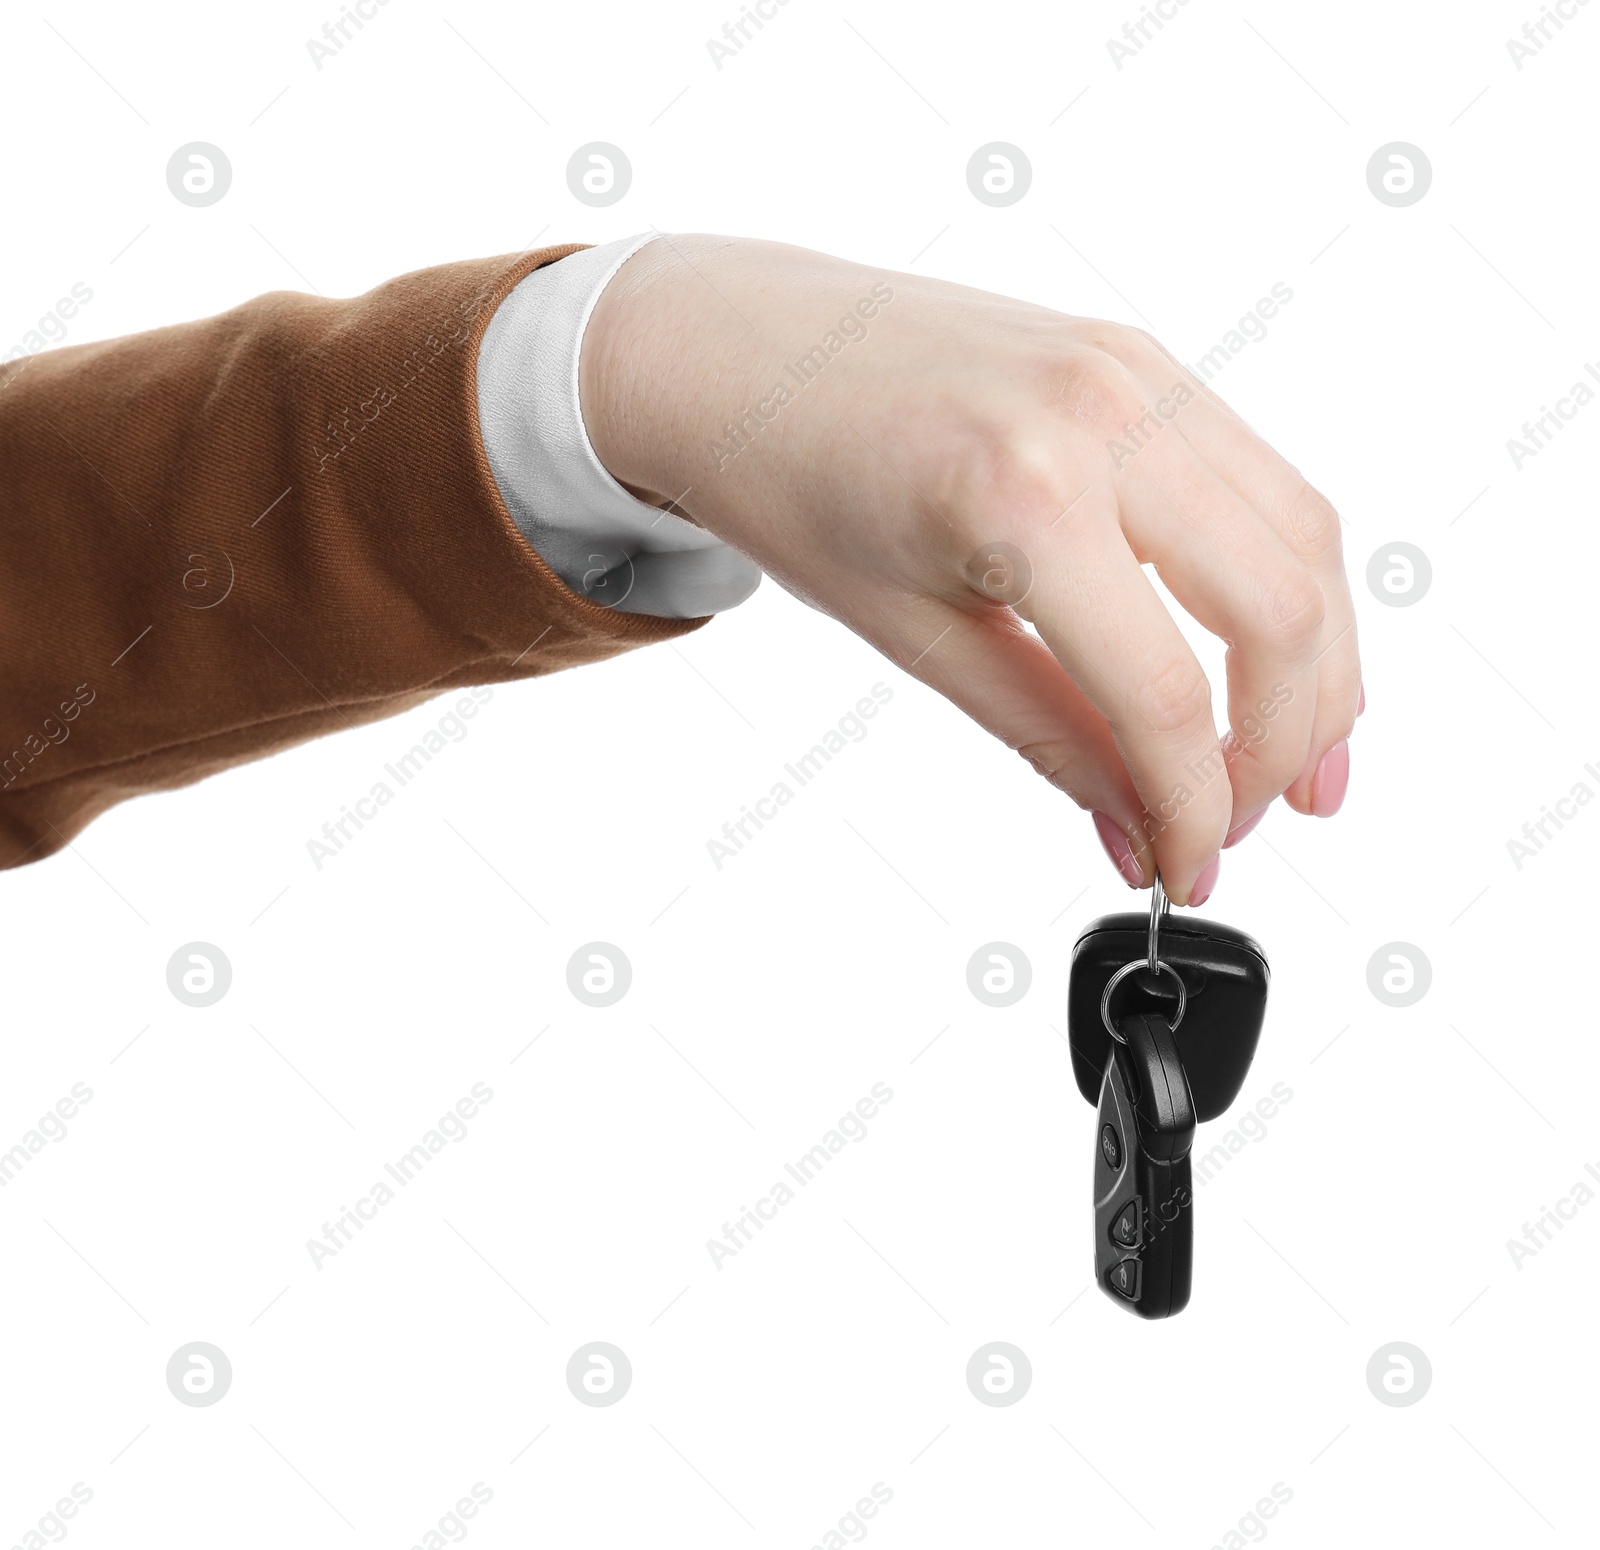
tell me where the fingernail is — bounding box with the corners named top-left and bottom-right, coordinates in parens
top-left (1311, 739), bottom-right (1350, 817)
top-left (1223, 808), bottom-right (1266, 849)
top-left (1190, 853), bottom-right (1220, 907)
top-left (1093, 811), bottom-right (1143, 888)
top-left (1357, 684), bottom-right (1366, 717)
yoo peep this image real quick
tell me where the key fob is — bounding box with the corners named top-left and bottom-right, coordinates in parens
top-left (1070, 913), bottom-right (1269, 1122)
top-left (1094, 1010), bottom-right (1195, 1318)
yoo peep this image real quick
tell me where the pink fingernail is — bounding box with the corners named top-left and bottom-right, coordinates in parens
top-left (1357, 684), bottom-right (1366, 717)
top-left (1223, 808), bottom-right (1266, 849)
top-left (1093, 811), bottom-right (1143, 888)
top-left (1190, 854), bottom-right (1220, 907)
top-left (1311, 740), bottom-right (1350, 817)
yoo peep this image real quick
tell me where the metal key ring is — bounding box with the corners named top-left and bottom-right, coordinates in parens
top-left (1100, 957), bottom-right (1187, 1043)
top-left (1148, 872), bottom-right (1170, 972)
top-left (1101, 875), bottom-right (1185, 1043)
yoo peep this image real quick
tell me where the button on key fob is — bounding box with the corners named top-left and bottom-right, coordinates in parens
top-left (1094, 1009), bottom-right (1195, 1318)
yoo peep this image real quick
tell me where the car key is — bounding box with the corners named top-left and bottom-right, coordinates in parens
top-left (1072, 877), bottom-right (1271, 1316)
top-left (1094, 1008), bottom-right (1195, 1318)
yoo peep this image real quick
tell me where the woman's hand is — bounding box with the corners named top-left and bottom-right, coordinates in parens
top-left (582, 234), bottom-right (1359, 905)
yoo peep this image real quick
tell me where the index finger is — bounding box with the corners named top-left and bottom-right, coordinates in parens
top-left (1015, 499), bottom-right (1230, 905)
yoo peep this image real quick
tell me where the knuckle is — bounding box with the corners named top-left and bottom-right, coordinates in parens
top-left (1121, 325), bottom-right (1173, 370)
top-left (1281, 481), bottom-right (1343, 560)
top-left (954, 416), bottom-right (1081, 534)
top-left (1138, 760), bottom-right (1230, 856)
top-left (1055, 355), bottom-right (1144, 434)
top-left (1318, 641), bottom-right (1361, 702)
top-left (1228, 721), bottom-right (1304, 786)
top-left (1086, 321), bottom-right (1143, 357)
top-left (1256, 570), bottom-right (1326, 651)
top-left (1015, 738), bottom-right (1091, 806)
top-left (1134, 656), bottom-right (1212, 735)
top-left (1323, 663), bottom-right (1362, 739)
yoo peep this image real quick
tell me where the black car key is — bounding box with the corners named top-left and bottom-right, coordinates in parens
top-left (1094, 1009), bottom-right (1195, 1317)
top-left (1072, 878), bottom-right (1270, 1317)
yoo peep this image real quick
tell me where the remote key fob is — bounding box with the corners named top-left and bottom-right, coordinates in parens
top-left (1069, 912), bottom-right (1269, 1122)
top-left (1094, 1009), bottom-right (1196, 1318)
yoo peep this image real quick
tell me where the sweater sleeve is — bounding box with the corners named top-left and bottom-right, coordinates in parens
top-left (0, 243), bottom-right (708, 869)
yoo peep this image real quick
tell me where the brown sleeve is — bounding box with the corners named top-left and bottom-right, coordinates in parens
top-left (0, 244), bottom-right (705, 868)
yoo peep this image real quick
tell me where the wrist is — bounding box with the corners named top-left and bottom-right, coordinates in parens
top-left (580, 233), bottom-right (715, 507)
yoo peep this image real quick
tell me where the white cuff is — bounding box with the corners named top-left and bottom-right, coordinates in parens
top-left (476, 234), bottom-right (762, 619)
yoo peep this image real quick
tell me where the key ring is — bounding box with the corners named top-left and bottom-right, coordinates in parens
top-left (1100, 874), bottom-right (1186, 1043)
top-left (1147, 872), bottom-right (1170, 972)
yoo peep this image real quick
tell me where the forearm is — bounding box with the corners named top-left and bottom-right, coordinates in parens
top-left (0, 245), bottom-right (703, 867)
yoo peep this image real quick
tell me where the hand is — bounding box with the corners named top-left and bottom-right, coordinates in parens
top-left (581, 234), bottom-right (1360, 904)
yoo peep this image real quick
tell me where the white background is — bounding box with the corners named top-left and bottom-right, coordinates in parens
top-left (2, 0), bottom-right (1597, 1545)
